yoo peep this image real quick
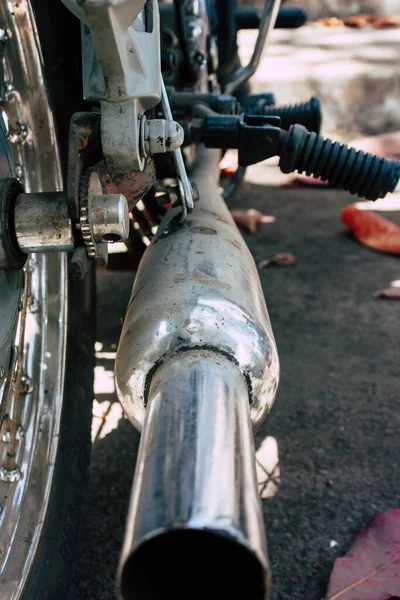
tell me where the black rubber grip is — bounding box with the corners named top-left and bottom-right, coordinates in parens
top-left (280, 124), bottom-right (400, 201)
top-left (261, 97), bottom-right (322, 134)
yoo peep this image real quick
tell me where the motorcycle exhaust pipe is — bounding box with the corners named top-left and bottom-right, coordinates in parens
top-left (115, 149), bottom-right (280, 600)
top-left (119, 350), bottom-right (269, 600)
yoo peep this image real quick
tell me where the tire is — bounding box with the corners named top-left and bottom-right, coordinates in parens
top-left (20, 262), bottom-right (96, 600)
top-left (0, 2), bottom-right (95, 599)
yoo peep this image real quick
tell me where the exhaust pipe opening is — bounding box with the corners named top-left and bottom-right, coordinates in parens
top-left (120, 529), bottom-right (266, 600)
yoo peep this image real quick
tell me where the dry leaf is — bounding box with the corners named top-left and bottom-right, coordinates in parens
top-left (344, 14), bottom-right (400, 29)
top-left (318, 17), bottom-right (345, 27)
top-left (231, 209), bottom-right (276, 234)
top-left (258, 252), bottom-right (296, 269)
top-left (325, 509), bottom-right (400, 600)
top-left (374, 288), bottom-right (400, 299)
top-left (342, 205), bottom-right (400, 255)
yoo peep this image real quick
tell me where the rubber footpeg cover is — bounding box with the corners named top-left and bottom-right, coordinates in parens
top-left (280, 124), bottom-right (400, 201)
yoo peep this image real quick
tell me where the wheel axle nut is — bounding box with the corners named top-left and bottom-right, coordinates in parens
top-left (91, 194), bottom-right (129, 243)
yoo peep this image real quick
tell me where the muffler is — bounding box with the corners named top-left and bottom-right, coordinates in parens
top-left (115, 149), bottom-right (280, 600)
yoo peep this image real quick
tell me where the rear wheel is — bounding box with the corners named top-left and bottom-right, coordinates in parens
top-left (0, 2), bottom-right (95, 598)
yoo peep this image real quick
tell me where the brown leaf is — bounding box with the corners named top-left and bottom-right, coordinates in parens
top-left (325, 509), bottom-right (400, 600)
top-left (318, 17), bottom-right (345, 27)
top-left (344, 14), bottom-right (400, 29)
top-left (231, 209), bottom-right (276, 234)
top-left (374, 288), bottom-right (400, 299)
top-left (258, 253), bottom-right (296, 269)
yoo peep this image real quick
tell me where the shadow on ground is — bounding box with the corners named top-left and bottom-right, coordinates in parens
top-left (74, 182), bottom-right (400, 600)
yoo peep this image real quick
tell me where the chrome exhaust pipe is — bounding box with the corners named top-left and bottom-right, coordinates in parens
top-left (115, 149), bottom-right (280, 600)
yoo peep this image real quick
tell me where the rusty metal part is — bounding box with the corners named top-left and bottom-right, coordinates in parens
top-left (79, 171), bottom-right (129, 262)
top-left (14, 192), bottom-right (74, 252)
top-left (0, 345), bottom-right (17, 433)
top-left (95, 157), bottom-right (156, 211)
top-left (4, 267), bottom-right (29, 475)
top-left (67, 112), bottom-right (102, 220)
top-left (90, 193), bottom-right (129, 244)
top-left (156, 181), bottom-right (200, 208)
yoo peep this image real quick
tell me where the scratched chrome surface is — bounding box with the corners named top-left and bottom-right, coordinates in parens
top-left (115, 149), bottom-right (280, 432)
top-left (0, 1), bottom-right (67, 598)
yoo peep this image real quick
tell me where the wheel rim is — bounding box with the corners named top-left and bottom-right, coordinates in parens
top-left (0, 1), bottom-right (68, 597)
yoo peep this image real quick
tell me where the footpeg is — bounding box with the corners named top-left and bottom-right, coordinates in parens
top-left (190, 115), bottom-right (400, 201)
top-left (280, 124), bottom-right (400, 201)
top-left (254, 97), bottom-right (322, 134)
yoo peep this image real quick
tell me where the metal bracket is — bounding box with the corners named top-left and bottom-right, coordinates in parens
top-left (62, 0), bottom-right (162, 173)
top-left (161, 78), bottom-right (194, 219)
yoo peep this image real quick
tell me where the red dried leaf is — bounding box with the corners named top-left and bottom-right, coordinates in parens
top-left (342, 205), bottom-right (400, 255)
top-left (325, 509), bottom-right (400, 600)
top-left (374, 288), bottom-right (400, 299)
top-left (344, 14), bottom-right (400, 29)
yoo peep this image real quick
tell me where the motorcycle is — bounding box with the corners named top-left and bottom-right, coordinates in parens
top-left (0, 1), bottom-right (398, 599)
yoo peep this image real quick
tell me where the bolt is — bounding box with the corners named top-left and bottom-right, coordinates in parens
top-left (15, 164), bottom-right (24, 180)
top-left (0, 29), bottom-right (8, 42)
top-left (0, 465), bottom-right (21, 483)
top-left (0, 367), bottom-right (5, 379)
top-left (20, 376), bottom-right (33, 394)
top-left (156, 181), bottom-right (199, 208)
top-left (2, 425), bottom-right (24, 443)
top-left (28, 297), bottom-right (39, 313)
top-left (167, 185), bottom-right (181, 208)
top-left (28, 255), bottom-right (37, 268)
top-left (191, 182), bottom-right (200, 202)
top-left (9, 122), bottom-right (28, 144)
top-left (193, 52), bottom-right (206, 67)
